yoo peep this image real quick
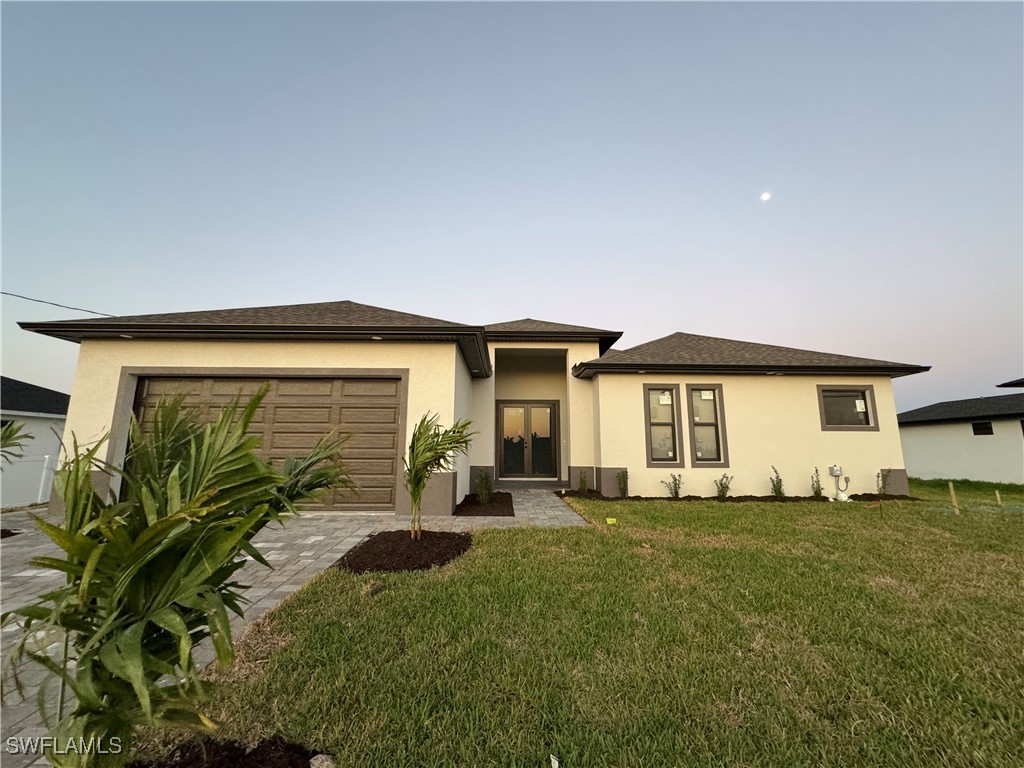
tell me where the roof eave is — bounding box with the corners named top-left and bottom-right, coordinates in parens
top-left (19, 322), bottom-right (494, 378)
top-left (899, 413), bottom-right (1024, 426)
top-left (572, 362), bottom-right (932, 379)
top-left (485, 329), bottom-right (623, 355)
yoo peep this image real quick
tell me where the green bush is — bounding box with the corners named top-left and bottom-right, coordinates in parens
top-left (1, 390), bottom-right (352, 767)
top-left (662, 474), bottom-right (682, 499)
top-left (770, 466), bottom-right (785, 500)
top-left (403, 414), bottom-right (473, 540)
top-left (475, 467), bottom-right (493, 505)
top-left (616, 469), bottom-right (629, 499)
top-left (714, 473), bottom-right (733, 502)
top-left (810, 467), bottom-right (824, 499)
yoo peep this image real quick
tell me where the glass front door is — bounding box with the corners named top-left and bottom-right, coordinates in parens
top-left (499, 403), bottom-right (557, 478)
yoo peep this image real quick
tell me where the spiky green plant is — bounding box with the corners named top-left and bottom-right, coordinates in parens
top-left (403, 414), bottom-right (473, 540)
top-left (1, 420), bottom-right (34, 464)
top-left (1, 389), bottom-right (352, 766)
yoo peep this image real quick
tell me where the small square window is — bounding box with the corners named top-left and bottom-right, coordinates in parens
top-left (971, 421), bottom-right (994, 436)
top-left (817, 385), bottom-right (878, 431)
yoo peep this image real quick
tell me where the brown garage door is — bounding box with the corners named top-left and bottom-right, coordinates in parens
top-left (134, 376), bottom-right (402, 512)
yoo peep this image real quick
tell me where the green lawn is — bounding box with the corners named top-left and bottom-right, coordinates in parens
top-left (156, 484), bottom-right (1023, 767)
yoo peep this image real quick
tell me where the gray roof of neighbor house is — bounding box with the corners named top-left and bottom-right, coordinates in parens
top-left (20, 300), bottom-right (494, 378)
top-left (997, 378), bottom-right (1024, 388)
top-left (898, 393), bottom-right (1024, 425)
top-left (573, 332), bottom-right (930, 379)
top-left (485, 318), bottom-right (622, 354)
top-left (1, 377), bottom-right (70, 416)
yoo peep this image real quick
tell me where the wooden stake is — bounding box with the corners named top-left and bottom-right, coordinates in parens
top-left (995, 489), bottom-right (1002, 507)
top-left (949, 481), bottom-right (960, 515)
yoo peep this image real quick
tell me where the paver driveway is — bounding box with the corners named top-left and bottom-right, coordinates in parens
top-left (0, 491), bottom-right (585, 766)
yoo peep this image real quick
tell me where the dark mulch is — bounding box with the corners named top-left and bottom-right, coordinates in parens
top-left (333, 529), bottom-right (473, 574)
top-left (0, 528), bottom-right (22, 538)
top-left (557, 492), bottom-right (917, 503)
top-left (454, 491), bottom-right (514, 517)
top-left (128, 737), bottom-right (316, 768)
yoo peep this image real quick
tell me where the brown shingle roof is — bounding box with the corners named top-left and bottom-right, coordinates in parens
top-left (997, 378), bottom-right (1024, 388)
top-left (484, 318), bottom-right (622, 354)
top-left (573, 332), bottom-right (929, 378)
top-left (25, 300), bottom-right (468, 329)
top-left (899, 393), bottom-right (1024, 424)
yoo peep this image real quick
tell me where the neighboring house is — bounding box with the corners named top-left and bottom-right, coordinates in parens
top-left (898, 392), bottom-right (1024, 484)
top-left (1, 377), bottom-right (70, 508)
top-left (21, 300), bottom-right (929, 514)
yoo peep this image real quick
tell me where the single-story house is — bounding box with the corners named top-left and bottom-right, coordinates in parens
top-left (898, 392), bottom-right (1024, 484)
top-left (21, 300), bottom-right (929, 514)
top-left (1, 377), bottom-right (71, 508)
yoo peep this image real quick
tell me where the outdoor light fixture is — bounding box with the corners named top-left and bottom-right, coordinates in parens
top-left (370, 336), bottom-right (383, 341)
top-left (119, 334), bottom-right (133, 339)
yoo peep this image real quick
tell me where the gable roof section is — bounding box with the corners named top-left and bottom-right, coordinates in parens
top-left (898, 393), bottom-right (1024, 425)
top-left (997, 378), bottom-right (1024, 388)
top-left (573, 332), bottom-right (929, 379)
top-left (485, 318), bottom-right (622, 354)
top-left (20, 300), bottom-right (493, 377)
top-left (1, 377), bottom-right (70, 416)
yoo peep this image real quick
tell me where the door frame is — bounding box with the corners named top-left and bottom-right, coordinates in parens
top-left (495, 399), bottom-right (560, 479)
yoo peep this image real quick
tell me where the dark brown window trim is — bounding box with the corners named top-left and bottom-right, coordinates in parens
top-left (685, 384), bottom-right (730, 468)
top-left (816, 384), bottom-right (879, 432)
top-left (643, 384), bottom-right (684, 469)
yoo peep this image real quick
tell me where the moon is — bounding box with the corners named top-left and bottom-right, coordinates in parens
top-left (760, 192), bottom-right (772, 202)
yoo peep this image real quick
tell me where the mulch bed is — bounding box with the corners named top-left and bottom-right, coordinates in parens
top-left (333, 529), bottom-right (473, 574)
top-left (454, 491), bottom-right (514, 517)
top-left (128, 737), bottom-right (316, 768)
top-left (557, 492), bottom-right (917, 503)
top-left (0, 528), bottom-right (22, 538)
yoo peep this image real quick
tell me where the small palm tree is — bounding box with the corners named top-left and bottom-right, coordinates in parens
top-left (403, 413), bottom-right (473, 540)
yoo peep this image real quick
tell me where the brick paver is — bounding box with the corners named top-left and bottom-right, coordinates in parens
top-left (0, 491), bottom-right (586, 760)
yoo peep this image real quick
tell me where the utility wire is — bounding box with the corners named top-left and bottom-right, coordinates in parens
top-left (1, 291), bottom-right (115, 317)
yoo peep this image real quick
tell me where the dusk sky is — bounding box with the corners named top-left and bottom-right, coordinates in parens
top-left (2, 2), bottom-right (1021, 412)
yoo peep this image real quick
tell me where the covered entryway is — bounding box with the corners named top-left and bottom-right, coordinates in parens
top-left (497, 401), bottom-right (558, 478)
top-left (134, 376), bottom-right (403, 512)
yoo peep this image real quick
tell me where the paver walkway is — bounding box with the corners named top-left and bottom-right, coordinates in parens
top-left (0, 490), bottom-right (586, 765)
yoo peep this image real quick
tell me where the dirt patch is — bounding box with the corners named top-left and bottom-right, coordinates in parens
top-left (128, 737), bottom-right (316, 768)
top-left (0, 528), bottom-right (22, 538)
top-left (203, 613), bottom-right (292, 683)
top-left (454, 491), bottom-right (514, 517)
top-left (559, 492), bottom-right (917, 503)
top-left (333, 529), bottom-right (472, 574)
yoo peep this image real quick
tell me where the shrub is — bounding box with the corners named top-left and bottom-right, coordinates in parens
top-left (1, 420), bottom-right (33, 463)
top-left (616, 469), bottom-right (629, 499)
top-left (714, 473), bottom-right (733, 501)
top-left (577, 469), bottom-right (589, 494)
top-left (662, 474), bottom-right (682, 499)
top-left (475, 467), bottom-right (493, 505)
top-left (1, 390), bottom-right (353, 766)
top-left (770, 466), bottom-right (785, 499)
top-left (811, 467), bottom-right (824, 499)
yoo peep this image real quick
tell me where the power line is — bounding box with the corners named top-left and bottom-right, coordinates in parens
top-left (1, 291), bottom-right (115, 317)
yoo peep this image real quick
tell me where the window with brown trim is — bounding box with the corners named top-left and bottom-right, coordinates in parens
top-left (686, 384), bottom-right (730, 467)
top-left (816, 385), bottom-right (879, 431)
top-left (643, 384), bottom-right (683, 468)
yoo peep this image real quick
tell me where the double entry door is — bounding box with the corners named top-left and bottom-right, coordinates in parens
top-left (498, 402), bottom-right (558, 478)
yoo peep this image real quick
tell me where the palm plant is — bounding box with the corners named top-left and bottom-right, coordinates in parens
top-left (1, 419), bottom-right (33, 463)
top-left (1, 389), bottom-right (352, 767)
top-left (403, 413), bottom-right (473, 540)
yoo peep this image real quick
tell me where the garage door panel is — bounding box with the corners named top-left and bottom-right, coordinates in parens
top-left (135, 375), bottom-right (402, 512)
top-left (343, 380), bottom-right (399, 397)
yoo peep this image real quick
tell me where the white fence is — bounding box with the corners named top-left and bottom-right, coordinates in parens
top-left (1, 455), bottom-right (57, 509)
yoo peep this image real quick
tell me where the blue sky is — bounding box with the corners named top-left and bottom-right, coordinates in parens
top-left (2, 2), bottom-right (1021, 410)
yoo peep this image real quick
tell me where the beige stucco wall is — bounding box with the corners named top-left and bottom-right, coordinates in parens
top-left (452, 351), bottom-right (473, 502)
top-left (900, 419), bottom-right (1024, 483)
top-left (595, 373), bottom-right (907, 497)
top-left (63, 338), bottom-right (458, 469)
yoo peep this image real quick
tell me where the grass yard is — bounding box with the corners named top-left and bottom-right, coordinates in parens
top-left (159, 482), bottom-right (1022, 767)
